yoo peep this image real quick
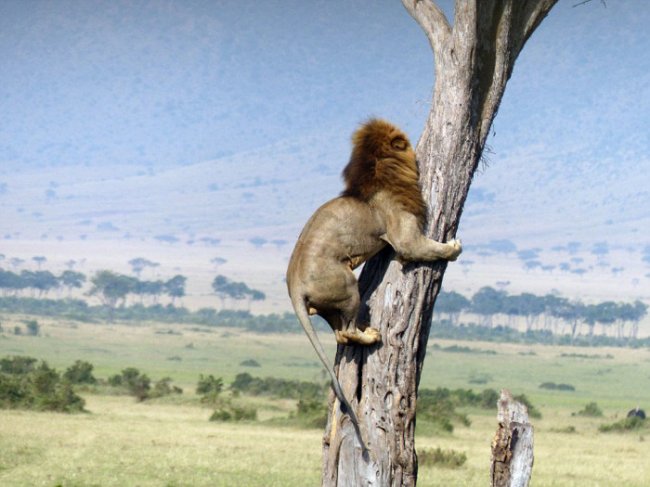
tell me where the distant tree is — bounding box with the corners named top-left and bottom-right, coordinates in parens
top-left (211, 274), bottom-right (264, 309)
top-left (0, 269), bottom-right (22, 296)
top-left (210, 257), bottom-right (227, 269)
top-left (63, 360), bottom-right (97, 384)
top-left (9, 257), bottom-right (24, 269)
top-left (249, 237), bottom-right (267, 249)
top-left (134, 279), bottom-right (165, 304)
top-left (24, 320), bottom-right (40, 336)
top-left (165, 275), bottom-right (187, 304)
top-left (434, 291), bottom-right (470, 326)
top-left (59, 270), bottom-right (86, 296)
top-left (471, 287), bottom-right (506, 327)
top-left (32, 256), bottom-right (47, 270)
top-left (64, 259), bottom-right (77, 270)
top-left (88, 271), bottom-right (136, 319)
top-left (128, 257), bottom-right (159, 277)
top-left (20, 270), bottom-right (58, 297)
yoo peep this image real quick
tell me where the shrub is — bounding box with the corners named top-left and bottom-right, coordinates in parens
top-left (24, 320), bottom-right (40, 336)
top-left (109, 367), bottom-right (151, 401)
top-left (539, 382), bottom-right (576, 391)
top-left (240, 359), bottom-right (261, 367)
top-left (1, 356), bottom-right (37, 374)
top-left (418, 448), bottom-right (467, 468)
top-left (599, 416), bottom-right (645, 433)
top-left (0, 358), bottom-right (85, 413)
top-left (230, 373), bottom-right (326, 401)
top-left (209, 400), bottom-right (257, 422)
top-left (196, 374), bottom-right (223, 403)
top-left (294, 397), bottom-right (328, 429)
top-left (574, 402), bottom-right (603, 417)
top-left (63, 360), bottom-right (97, 384)
top-left (150, 377), bottom-right (183, 398)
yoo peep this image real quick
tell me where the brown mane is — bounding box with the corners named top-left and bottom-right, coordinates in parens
top-left (341, 119), bottom-right (426, 224)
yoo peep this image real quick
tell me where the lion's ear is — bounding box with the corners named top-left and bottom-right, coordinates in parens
top-left (391, 137), bottom-right (408, 151)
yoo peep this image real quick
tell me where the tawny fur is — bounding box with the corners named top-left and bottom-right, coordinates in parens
top-left (342, 118), bottom-right (426, 224)
top-left (286, 119), bottom-right (462, 439)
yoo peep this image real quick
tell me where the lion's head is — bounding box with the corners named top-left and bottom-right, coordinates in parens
top-left (342, 119), bottom-right (426, 223)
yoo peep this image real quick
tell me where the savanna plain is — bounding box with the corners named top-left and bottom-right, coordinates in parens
top-left (1, 316), bottom-right (649, 487)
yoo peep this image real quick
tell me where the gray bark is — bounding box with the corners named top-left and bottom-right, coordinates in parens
top-left (490, 390), bottom-right (535, 487)
top-left (321, 1), bottom-right (557, 486)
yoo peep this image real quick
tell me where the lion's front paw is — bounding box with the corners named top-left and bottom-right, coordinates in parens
top-left (446, 239), bottom-right (462, 261)
top-left (362, 327), bottom-right (382, 344)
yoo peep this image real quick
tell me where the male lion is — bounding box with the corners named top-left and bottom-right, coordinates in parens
top-left (286, 119), bottom-right (461, 428)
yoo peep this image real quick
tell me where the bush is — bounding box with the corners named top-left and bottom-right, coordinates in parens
top-left (0, 357), bottom-right (85, 413)
top-left (109, 367), bottom-right (151, 401)
top-left (539, 382), bottom-right (576, 391)
top-left (599, 416), bottom-right (646, 433)
top-left (240, 359), bottom-right (261, 367)
top-left (196, 374), bottom-right (223, 403)
top-left (574, 402), bottom-right (603, 418)
top-left (63, 360), bottom-right (97, 384)
top-left (1, 356), bottom-right (37, 374)
top-left (209, 400), bottom-right (257, 422)
top-left (418, 448), bottom-right (467, 468)
top-left (24, 320), bottom-right (40, 336)
top-left (150, 377), bottom-right (183, 398)
top-left (293, 398), bottom-right (328, 429)
top-left (230, 373), bottom-right (326, 401)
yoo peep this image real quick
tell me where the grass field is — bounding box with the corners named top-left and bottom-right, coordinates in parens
top-left (1, 316), bottom-right (650, 486)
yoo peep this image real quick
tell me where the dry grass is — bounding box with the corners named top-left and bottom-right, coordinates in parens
top-left (2, 319), bottom-right (650, 485)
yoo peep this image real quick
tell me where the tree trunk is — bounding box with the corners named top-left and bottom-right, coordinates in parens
top-left (321, 1), bottom-right (557, 485)
top-left (490, 390), bottom-right (534, 487)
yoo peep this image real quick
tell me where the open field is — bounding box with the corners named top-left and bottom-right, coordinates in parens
top-left (1, 317), bottom-right (650, 486)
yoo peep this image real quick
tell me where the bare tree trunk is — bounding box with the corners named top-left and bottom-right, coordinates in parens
top-left (491, 390), bottom-right (534, 487)
top-left (321, 1), bottom-right (557, 485)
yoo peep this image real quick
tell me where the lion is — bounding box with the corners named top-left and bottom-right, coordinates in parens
top-left (286, 118), bottom-right (462, 430)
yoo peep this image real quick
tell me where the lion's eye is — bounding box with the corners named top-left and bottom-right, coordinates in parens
top-left (391, 138), bottom-right (408, 151)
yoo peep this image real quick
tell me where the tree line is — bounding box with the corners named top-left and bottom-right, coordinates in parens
top-left (0, 268), bottom-right (265, 310)
top-left (435, 287), bottom-right (648, 340)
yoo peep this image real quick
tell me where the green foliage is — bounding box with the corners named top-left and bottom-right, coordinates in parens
top-left (417, 387), bottom-right (501, 432)
top-left (108, 367), bottom-right (151, 401)
top-left (230, 372), bottom-right (326, 401)
top-left (63, 360), bottom-right (97, 384)
top-left (150, 377), bottom-right (183, 398)
top-left (24, 319), bottom-right (40, 336)
top-left (539, 382), bottom-right (576, 391)
top-left (196, 374), bottom-right (223, 403)
top-left (211, 275), bottom-right (266, 303)
top-left (418, 447), bottom-right (467, 468)
top-left (292, 397), bottom-right (328, 429)
top-left (599, 416), bottom-right (646, 433)
top-left (432, 344), bottom-right (497, 355)
top-left (1, 355), bottom-right (38, 374)
top-left (0, 356), bottom-right (85, 413)
top-left (240, 359), bottom-right (261, 367)
top-left (209, 400), bottom-right (257, 422)
top-left (573, 402), bottom-right (603, 417)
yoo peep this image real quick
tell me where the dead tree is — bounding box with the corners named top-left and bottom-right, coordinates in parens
top-left (491, 390), bottom-right (534, 487)
top-left (321, 1), bottom-right (558, 486)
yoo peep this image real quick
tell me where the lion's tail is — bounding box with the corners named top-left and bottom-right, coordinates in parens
top-left (289, 291), bottom-right (363, 438)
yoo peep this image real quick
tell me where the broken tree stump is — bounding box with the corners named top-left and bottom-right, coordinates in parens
top-left (490, 389), bottom-right (534, 487)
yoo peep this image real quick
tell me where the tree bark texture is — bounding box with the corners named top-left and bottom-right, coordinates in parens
top-left (491, 390), bottom-right (534, 487)
top-left (321, 1), bottom-right (557, 486)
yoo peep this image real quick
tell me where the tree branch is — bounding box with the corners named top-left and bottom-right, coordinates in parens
top-left (401, 0), bottom-right (451, 62)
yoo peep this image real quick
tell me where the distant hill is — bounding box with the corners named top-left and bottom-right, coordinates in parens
top-left (0, 0), bottom-right (648, 310)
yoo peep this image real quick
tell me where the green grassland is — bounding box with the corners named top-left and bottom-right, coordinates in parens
top-left (1, 315), bottom-right (650, 486)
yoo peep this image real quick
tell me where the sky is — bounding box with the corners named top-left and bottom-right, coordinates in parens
top-left (0, 0), bottom-right (649, 305)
